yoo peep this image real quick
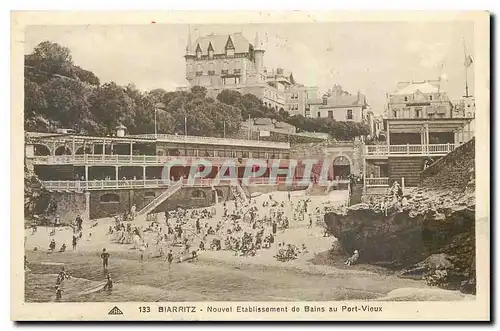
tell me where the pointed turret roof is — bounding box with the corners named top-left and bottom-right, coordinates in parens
top-left (185, 28), bottom-right (194, 56)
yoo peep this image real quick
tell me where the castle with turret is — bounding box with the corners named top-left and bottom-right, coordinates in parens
top-left (179, 30), bottom-right (318, 116)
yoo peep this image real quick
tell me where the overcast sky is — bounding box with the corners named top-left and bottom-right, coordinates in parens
top-left (25, 21), bottom-right (474, 114)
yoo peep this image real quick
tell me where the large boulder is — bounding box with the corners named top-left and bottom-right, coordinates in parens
top-left (324, 188), bottom-right (475, 293)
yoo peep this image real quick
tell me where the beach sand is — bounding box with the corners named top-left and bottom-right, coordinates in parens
top-left (24, 189), bottom-right (468, 302)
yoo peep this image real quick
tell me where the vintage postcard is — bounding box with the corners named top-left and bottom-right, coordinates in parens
top-left (11, 11), bottom-right (490, 321)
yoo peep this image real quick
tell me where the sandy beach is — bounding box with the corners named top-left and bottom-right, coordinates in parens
top-left (24, 189), bottom-right (473, 302)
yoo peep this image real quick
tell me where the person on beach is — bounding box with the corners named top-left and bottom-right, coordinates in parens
top-left (100, 248), bottom-right (110, 269)
top-left (72, 235), bottom-right (77, 250)
top-left (167, 250), bottom-right (174, 270)
top-left (55, 285), bottom-right (63, 301)
top-left (196, 218), bottom-right (201, 234)
top-left (49, 239), bottom-right (56, 253)
top-left (56, 267), bottom-right (70, 286)
top-left (345, 250), bottom-right (360, 266)
top-left (103, 273), bottom-right (113, 292)
top-left (131, 204), bottom-right (137, 220)
top-left (75, 214), bottom-right (83, 231)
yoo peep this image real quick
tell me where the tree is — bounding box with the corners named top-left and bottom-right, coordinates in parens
top-left (191, 85), bottom-right (208, 98)
top-left (90, 82), bottom-right (136, 135)
top-left (41, 77), bottom-right (94, 130)
top-left (25, 41), bottom-right (75, 84)
top-left (24, 79), bottom-right (47, 117)
top-left (72, 65), bottom-right (100, 86)
top-left (217, 89), bottom-right (242, 107)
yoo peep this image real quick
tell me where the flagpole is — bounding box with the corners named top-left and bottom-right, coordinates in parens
top-left (463, 38), bottom-right (469, 98)
top-left (223, 121), bottom-right (226, 138)
top-left (248, 114), bottom-right (251, 140)
top-left (184, 116), bottom-right (187, 137)
top-left (154, 107), bottom-right (158, 138)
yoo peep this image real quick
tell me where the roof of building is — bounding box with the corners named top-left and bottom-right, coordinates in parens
top-left (319, 94), bottom-right (367, 108)
top-left (393, 81), bottom-right (439, 95)
top-left (192, 33), bottom-right (252, 55)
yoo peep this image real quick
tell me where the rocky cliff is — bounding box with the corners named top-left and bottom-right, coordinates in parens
top-left (24, 163), bottom-right (49, 223)
top-left (324, 138), bottom-right (476, 293)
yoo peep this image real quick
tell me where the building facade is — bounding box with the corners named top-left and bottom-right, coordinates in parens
top-left (180, 31), bottom-right (317, 114)
top-left (308, 85), bottom-right (368, 122)
top-left (363, 80), bottom-right (475, 188)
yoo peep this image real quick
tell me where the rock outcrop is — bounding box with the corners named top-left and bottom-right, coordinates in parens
top-left (24, 163), bottom-right (48, 223)
top-left (324, 139), bottom-right (476, 293)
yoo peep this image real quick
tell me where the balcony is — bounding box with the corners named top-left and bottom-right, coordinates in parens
top-left (31, 154), bottom-right (295, 166)
top-left (365, 143), bottom-right (458, 158)
top-left (130, 134), bottom-right (290, 149)
top-left (41, 178), bottom-right (274, 191)
top-left (42, 179), bottom-right (171, 191)
top-left (365, 177), bottom-right (389, 187)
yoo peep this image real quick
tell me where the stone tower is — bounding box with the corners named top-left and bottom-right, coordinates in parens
top-left (254, 32), bottom-right (265, 77)
top-left (184, 28), bottom-right (195, 83)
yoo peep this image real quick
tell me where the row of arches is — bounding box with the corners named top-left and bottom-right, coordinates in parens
top-left (33, 144), bottom-right (94, 156)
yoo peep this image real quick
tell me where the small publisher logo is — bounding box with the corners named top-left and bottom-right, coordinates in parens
top-left (108, 306), bottom-right (123, 315)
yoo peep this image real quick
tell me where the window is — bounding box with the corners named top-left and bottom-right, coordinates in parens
top-left (192, 190), bottom-right (206, 199)
top-left (328, 110), bottom-right (333, 119)
top-left (429, 95), bottom-right (433, 101)
top-left (415, 107), bottom-right (422, 118)
top-left (226, 49), bottom-right (235, 56)
top-left (145, 191), bottom-right (156, 199)
top-left (393, 110), bottom-right (397, 118)
top-left (221, 69), bottom-right (228, 75)
top-left (404, 96), bottom-right (408, 102)
top-left (234, 69), bottom-right (241, 75)
top-left (217, 150), bottom-right (225, 157)
top-left (347, 109), bottom-right (353, 120)
top-left (100, 193), bottom-right (120, 203)
top-left (322, 97), bottom-right (327, 105)
top-left (317, 111), bottom-right (321, 118)
top-left (208, 70), bottom-right (215, 76)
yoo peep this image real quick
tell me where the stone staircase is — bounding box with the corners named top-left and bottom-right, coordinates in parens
top-left (137, 180), bottom-right (183, 215)
top-left (388, 157), bottom-right (425, 187)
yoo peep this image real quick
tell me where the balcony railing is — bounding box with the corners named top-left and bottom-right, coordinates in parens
top-left (42, 179), bottom-right (171, 191)
top-left (41, 177), bottom-right (275, 191)
top-left (366, 143), bottom-right (458, 156)
top-left (129, 134), bottom-right (290, 149)
top-left (31, 154), bottom-right (295, 165)
top-left (365, 177), bottom-right (389, 187)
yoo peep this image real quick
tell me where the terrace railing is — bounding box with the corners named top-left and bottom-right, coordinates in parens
top-left (366, 143), bottom-right (459, 156)
top-left (129, 133), bottom-right (290, 149)
top-left (31, 154), bottom-right (294, 165)
top-left (365, 177), bottom-right (390, 187)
